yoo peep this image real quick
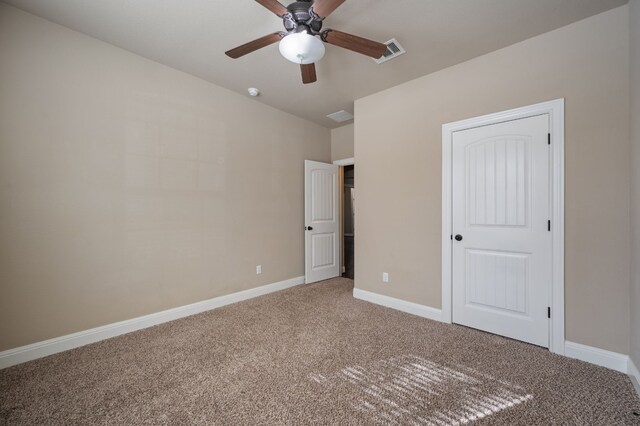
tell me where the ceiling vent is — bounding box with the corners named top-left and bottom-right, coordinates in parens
top-left (326, 110), bottom-right (354, 123)
top-left (373, 38), bottom-right (406, 64)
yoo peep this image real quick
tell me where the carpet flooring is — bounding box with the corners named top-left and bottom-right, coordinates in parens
top-left (1, 278), bottom-right (639, 425)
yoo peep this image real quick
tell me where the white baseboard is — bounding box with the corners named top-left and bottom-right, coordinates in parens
top-left (353, 288), bottom-right (443, 323)
top-left (564, 341), bottom-right (629, 373)
top-left (0, 276), bottom-right (304, 370)
top-left (629, 357), bottom-right (640, 397)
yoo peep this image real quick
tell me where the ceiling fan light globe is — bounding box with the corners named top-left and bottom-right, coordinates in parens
top-left (279, 32), bottom-right (325, 64)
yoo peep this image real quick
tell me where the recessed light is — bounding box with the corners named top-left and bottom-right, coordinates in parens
top-left (248, 87), bottom-right (260, 97)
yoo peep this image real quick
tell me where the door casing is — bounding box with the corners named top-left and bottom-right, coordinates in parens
top-left (441, 99), bottom-right (565, 355)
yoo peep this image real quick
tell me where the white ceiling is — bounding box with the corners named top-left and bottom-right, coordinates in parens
top-left (3, 0), bottom-right (627, 128)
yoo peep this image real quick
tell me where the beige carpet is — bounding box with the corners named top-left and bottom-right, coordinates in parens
top-left (1, 277), bottom-right (639, 425)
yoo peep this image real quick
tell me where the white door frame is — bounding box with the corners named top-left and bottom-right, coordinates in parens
top-left (441, 99), bottom-right (565, 355)
top-left (333, 157), bottom-right (354, 166)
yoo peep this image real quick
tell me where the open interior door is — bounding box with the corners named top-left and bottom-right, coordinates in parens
top-left (305, 160), bottom-right (340, 284)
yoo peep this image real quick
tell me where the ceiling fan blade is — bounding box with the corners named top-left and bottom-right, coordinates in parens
top-left (300, 63), bottom-right (317, 84)
top-left (322, 29), bottom-right (387, 58)
top-left (225, 32), bottom-right (285, 59)
top-left (310, 0), bottom-right (345, 19)
top-left (255, 0), bottom-right (288, 17)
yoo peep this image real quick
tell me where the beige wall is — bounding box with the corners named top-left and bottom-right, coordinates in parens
top-left (630, 0), bottom-right (640, 367)
top-left (0, 4), bottom-right (330, 351)
top-left (355, 6), bottom-right (630, 353)
top-left (331, 124), bottom-right (354, 162)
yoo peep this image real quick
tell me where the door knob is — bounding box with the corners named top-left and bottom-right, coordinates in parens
top-left (455, 234), bottom-right (463, 241)
top-left (306, 226), bottom-right (313, 231)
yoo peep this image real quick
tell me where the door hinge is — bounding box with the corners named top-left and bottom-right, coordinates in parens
top-left (548, 220), bottom-right (551, 231)
top-left (450, 234), bottom-right (453, 240)
top-left (548, 133), bottom-right (551, 145)
top-left (547, 307), bottom-right (551, 318)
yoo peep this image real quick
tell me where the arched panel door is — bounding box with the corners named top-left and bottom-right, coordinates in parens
top-left (452, 114), bottom-right (551, 347)
top-left (304, 160), bottom-right (340, 284)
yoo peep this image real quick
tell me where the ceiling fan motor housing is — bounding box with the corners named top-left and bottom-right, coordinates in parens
top-left (284, 1), bottom-right (323, 34)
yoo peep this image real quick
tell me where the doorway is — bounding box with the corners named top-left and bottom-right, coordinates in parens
top-left (333, 157), bottom-right (355, 280)
top-left (442, 99), bottom-right (565, 354)
top-left (343, 165), bottom-right (355, 279)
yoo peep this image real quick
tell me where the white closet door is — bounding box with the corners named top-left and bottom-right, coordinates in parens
top-left (452, 114), bottom-right (551, 347)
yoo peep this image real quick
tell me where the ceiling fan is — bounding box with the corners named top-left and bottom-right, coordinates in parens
top-left (225, 0), bottom-right (388, 84)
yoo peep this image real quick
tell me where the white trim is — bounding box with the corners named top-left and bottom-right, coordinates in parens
top-left (441, 118), bottom-right (453, 325)
top-left (441, 99), bottom-right (565, 355)
top-left (333, 157), bottom-right (354, 166)
top-left (564, 341), bottom-right (628, 373)
top-left (629, 357), bottom-right (640, 397)
top-left (0, 276), bottom-right (304, 370)
top-left (353, 288), bottom-right (443, 322)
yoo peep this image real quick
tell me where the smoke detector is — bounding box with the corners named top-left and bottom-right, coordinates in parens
top-left (248, 87), bottom-right (260, 97)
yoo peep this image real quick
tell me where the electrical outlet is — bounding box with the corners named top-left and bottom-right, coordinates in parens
top-left (256, 265), bottom-right (262, 274)
top-left (382, 272), bottom-right (389, 283)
